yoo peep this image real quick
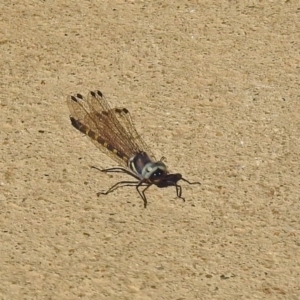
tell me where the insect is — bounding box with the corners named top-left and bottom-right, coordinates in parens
top-left (67, 90), bottom-right (200, 208)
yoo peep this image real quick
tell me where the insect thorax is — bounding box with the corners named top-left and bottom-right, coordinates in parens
top-left (128, 152), bottom-right (168, 181)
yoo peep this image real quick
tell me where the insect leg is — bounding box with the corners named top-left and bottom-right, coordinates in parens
top-left (97, 180), bottom-right (141, 196)
top-left (91, 166), bottom-right (140, 180)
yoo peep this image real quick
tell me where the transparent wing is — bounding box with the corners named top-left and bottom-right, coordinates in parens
top-left (67, 92), bottom-right (127, 166)
top-left (67, 90), bottom-right (156, 166)
top-left (111, 107), bottom-right (156, 161)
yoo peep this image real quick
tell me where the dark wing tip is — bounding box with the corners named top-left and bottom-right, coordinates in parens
top-left (70, 116), bottom-right (80, 128)
top-left (90, 90), bottom-right (103, 98)
top-left (70, 94), bottom-right (83, 102)
top-left (90, 90), bottom-right (104, 98)
top-left (96, 90), bottom-right (103, 97)
top-left (70, 95), bottom-right (78, 102)
top-left (115, 108), bottom-right (129, 114)
top-left (90, 91), bottom-right (96, 97)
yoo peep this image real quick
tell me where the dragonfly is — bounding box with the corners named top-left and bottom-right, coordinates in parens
top-left (67, 90), bottom-right (200, 208)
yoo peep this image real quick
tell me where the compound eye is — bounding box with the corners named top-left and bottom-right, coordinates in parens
top-left (150, 170), bottom-right (165, 180)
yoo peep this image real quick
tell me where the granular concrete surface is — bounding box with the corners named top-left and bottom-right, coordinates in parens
top-left (1, 1), bottom-right (299, 299)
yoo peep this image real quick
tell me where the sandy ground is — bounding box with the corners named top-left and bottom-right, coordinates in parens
top-left (1, 1), bottom-right (300, 299)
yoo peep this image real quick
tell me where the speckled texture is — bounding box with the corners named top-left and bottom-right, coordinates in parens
top-left (1, 1), bottom-right (299, 299)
